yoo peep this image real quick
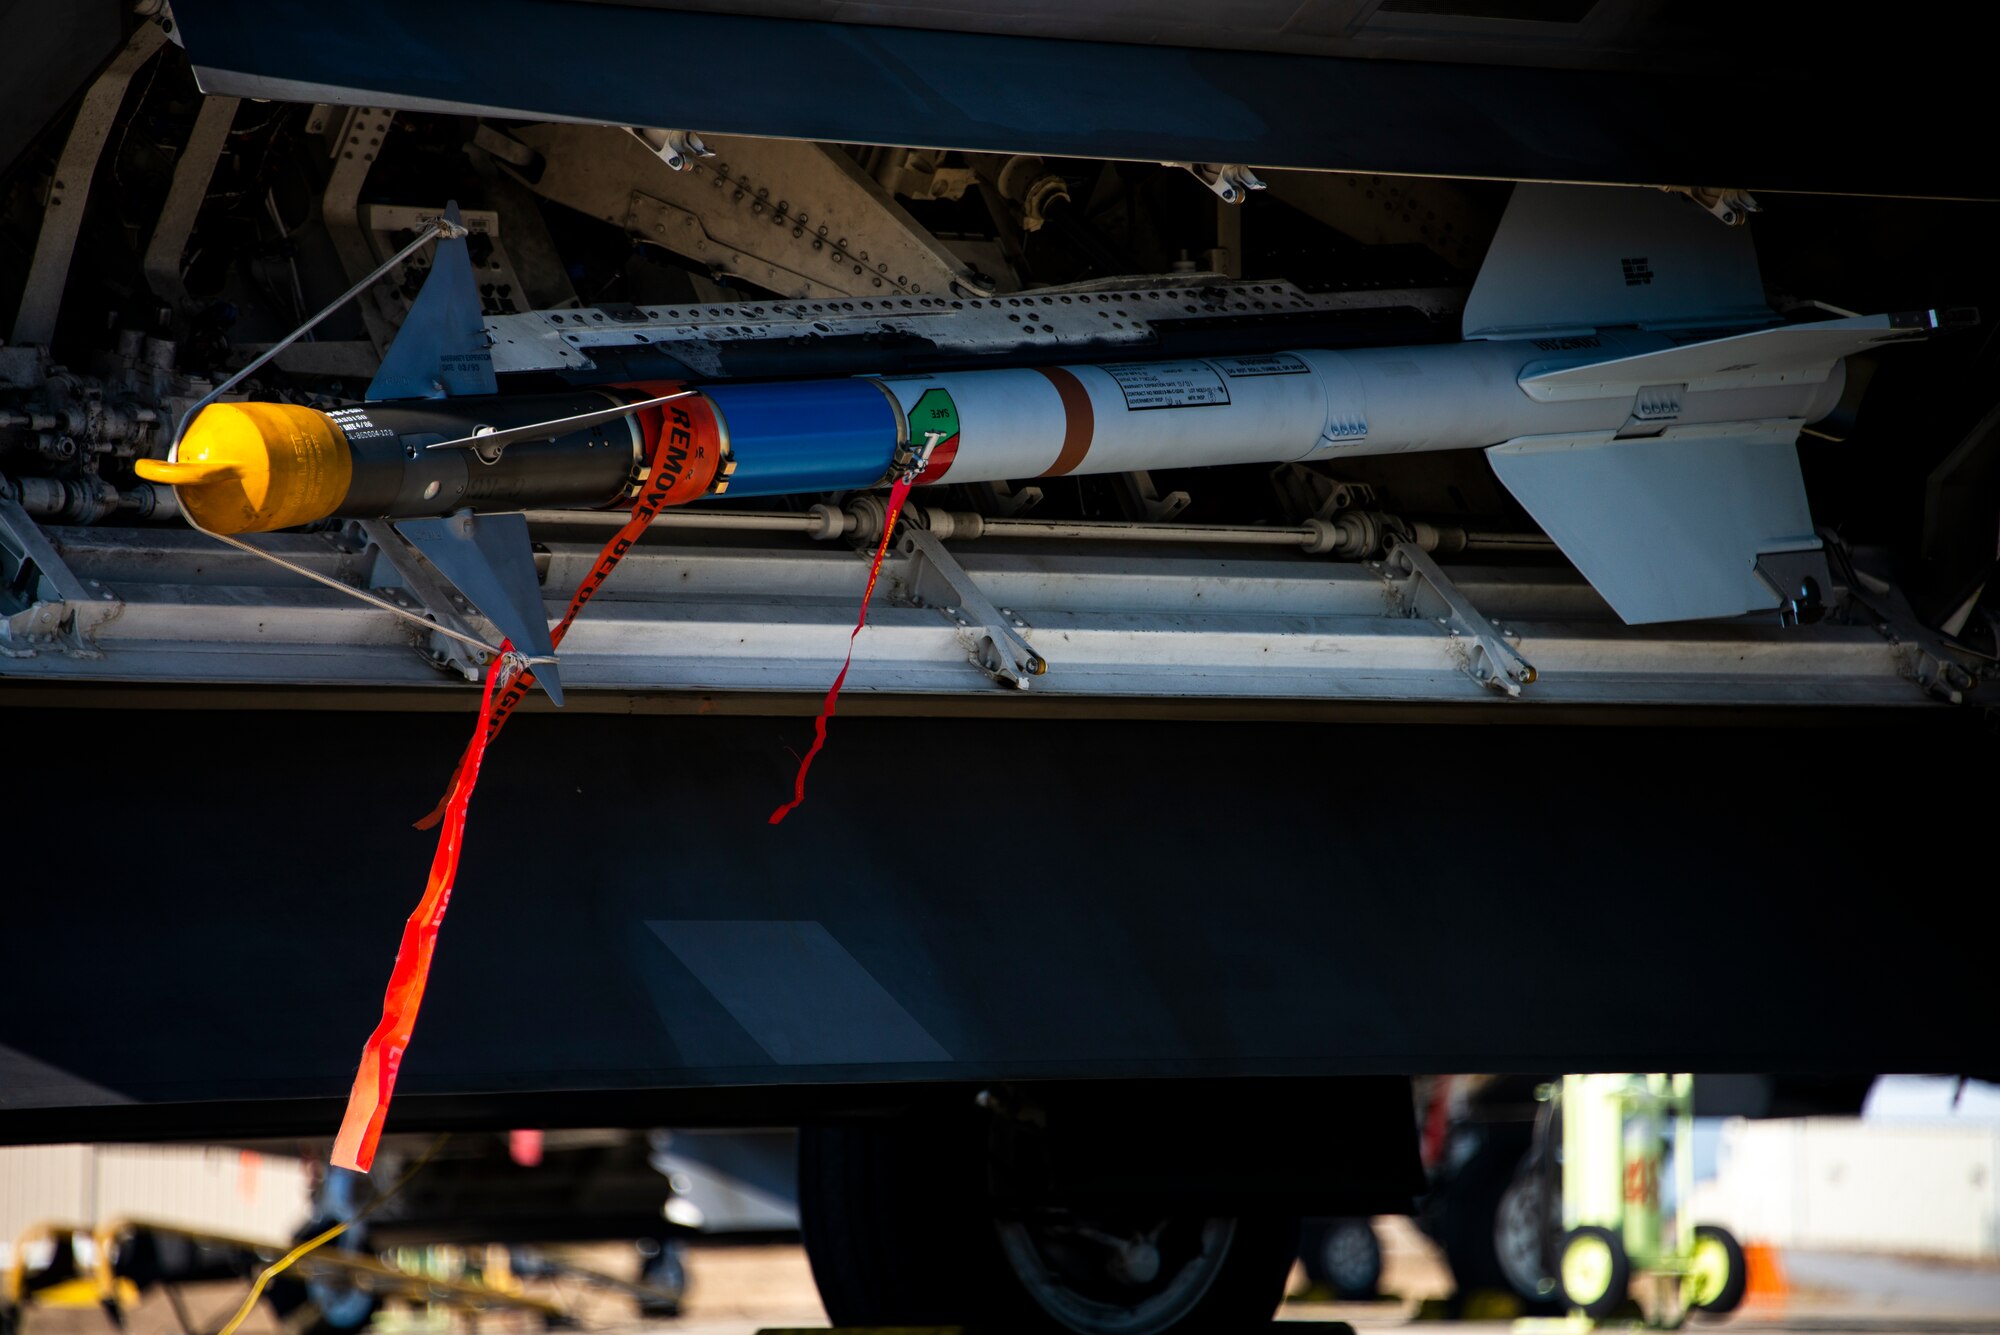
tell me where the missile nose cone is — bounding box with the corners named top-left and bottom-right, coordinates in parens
top-left (135, 402), bottom-right (352, 534)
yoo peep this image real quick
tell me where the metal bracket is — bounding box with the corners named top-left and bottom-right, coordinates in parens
top-left (321, 106), bottom-right (401, 352)
top-left (1116, 470), bottom-right (1191, 522)
top-left (349, 519), bottom-right (486, 681)
top-left (630, 127), bottom-right (713, 172)
top-left (1374, 538), bottom-right (1537, 696)
top-left (1661, 185), bottom-right (1761, 227)
top-left (1171, 162), bottom-right (1267, 205)
top-left (11, 20), bottom-right (169, 345)
top-left (896, 528), bottom-right (1046, 689)
top-left (142, 93), bottom-right (241, 314)
top-left (0, 498), bottom-right (118, 658)
top-left (1846, 566), bottom-right (1978, 704)
top-left (968, 479), bottom-right (1043, 518)
top-left (1753, 547), bottom-right (1832, 628)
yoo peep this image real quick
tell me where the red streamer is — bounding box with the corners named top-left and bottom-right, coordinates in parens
top-left (331, 645), bottom-right (508, 1172)
top-left (413, 392), bottom-right (709, 831)
top-left (769, 474), bottom-right (916, 825)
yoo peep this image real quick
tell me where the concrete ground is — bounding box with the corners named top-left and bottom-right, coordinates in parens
top-left (12, 1221), bottom-right (1997, 1335)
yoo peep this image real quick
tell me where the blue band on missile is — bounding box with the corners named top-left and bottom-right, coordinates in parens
top-left (701, 379), bottom-right (900, 497)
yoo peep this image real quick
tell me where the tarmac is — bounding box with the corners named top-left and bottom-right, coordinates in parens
top-left (15, 1220), bottom-right (1998, 1335)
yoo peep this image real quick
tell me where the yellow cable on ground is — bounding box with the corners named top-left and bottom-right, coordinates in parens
top-left (213, 1135), bottom-right (450, 1335)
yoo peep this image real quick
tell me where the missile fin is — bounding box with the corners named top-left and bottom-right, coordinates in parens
top-left (1517, 310), bottom-right (1937, 401)
top-left (1487, 423), bottom-right (1823, 625)
top-left (367, 201), bottom-right (498, 402)
top-left (1463, 184), bottom-right (1774, 340)
top-left (395, 510), bottom-right (563, 704)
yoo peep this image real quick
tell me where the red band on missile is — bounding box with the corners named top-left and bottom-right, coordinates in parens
top-left (1035, 366), bottom-right (1095, 478)
top-left (413, 392), bottom-right (723, 831)
top-left (332, 645), bottom-right (508, 1173)
top-left (914, 431), bottom-right (959, 484)
top-left (621, 382), bottom-right (725, 506)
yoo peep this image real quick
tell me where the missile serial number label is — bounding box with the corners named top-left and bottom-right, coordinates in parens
top-left (1213, 353), bottom-right (1310, 378)
top-left (1104, 361), bottom-right (1230, 410)
top-left (326, 407), bottom-right (395, 441)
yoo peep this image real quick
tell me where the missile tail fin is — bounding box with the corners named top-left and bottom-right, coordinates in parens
top-left (395, 510), bottom-right (562, 704)
top-left (1463, 184), bottom-right (1774, 340)
top-left (1517, 310), bottom-right (1936, 403)
top-left (367, 201), bottom-right (498, 401)
top-left (1487, 424), bottom-right (1827, 625)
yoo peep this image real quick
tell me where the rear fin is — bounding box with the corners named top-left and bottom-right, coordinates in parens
top-left (395, 510), bottom-right (562, 704)
top-left (366, 200), bottom-right (498, 401)
top-left (1517, 310), bottom-right (1939, 401)
top-left (1486, 423), bottom-right (1826, 625)
top-left (1463, 184), bottom-right (1775, 340)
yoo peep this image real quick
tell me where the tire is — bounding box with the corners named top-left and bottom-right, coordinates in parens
top-left (799, 1121), bottom-right (1299, 1335)
top-left (1686, 1224), bottom-right (1747, 1316)
top-left (1298, 1218), bottom-right (1382, 1300)
top-left (1557, 1225), bottom-right (1629, 1321)
top-left (1492, 1169), bottom-right (1555, 1303)
top-left (1431, 1124), bottom-right (1545, 1302)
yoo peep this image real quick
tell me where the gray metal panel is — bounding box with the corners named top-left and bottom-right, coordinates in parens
top-left (166, 0), bottom-right (2000, 199)
top-left (650, 921), bottom-right (952, 1066)
top-left (1462, 183), bottom-right (1773, 339)
top-left (1486, 423), bottom-right (1817, 624)
top-left (0, 706), bottom-right (1990, 1142)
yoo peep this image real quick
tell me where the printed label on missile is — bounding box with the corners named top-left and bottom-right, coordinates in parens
top-left (1213, 353), bottom-right (1310, 378)
top-left (326, 406), bottom-right (395, 441)
top-left (1104, 360), bottom-right (1230, 410)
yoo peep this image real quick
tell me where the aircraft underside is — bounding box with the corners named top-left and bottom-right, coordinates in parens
top-left (1, 0), bottom-right (1993, 1153)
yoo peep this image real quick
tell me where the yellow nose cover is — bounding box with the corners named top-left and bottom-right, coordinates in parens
top-left (136, 402), bottom-right (351, 534)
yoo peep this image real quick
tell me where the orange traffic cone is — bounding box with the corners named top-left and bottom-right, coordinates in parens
top-left (1742, 1241), bottom-right (1791, 1308)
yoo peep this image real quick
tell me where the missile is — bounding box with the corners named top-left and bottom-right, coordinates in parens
top-left (137, 325), bottom-right (1861, 529)
top-left (136, 185), bottom-right (1951, 653)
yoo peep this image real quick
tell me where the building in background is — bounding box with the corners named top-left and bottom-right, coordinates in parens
top-left (0, 1144), bottom-right (310, 1265)
top-left (1689, 1078), bottom-right (2000, 1261)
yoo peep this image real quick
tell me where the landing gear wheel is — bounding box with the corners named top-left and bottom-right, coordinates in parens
top-left (1299, 1218), bottom-right (1382, 1300)
top-left (1557, 1225), bottom-right (1629, 1321)
top-left (1493, 1172), bottom-right (1555, 1303)
top-left (799, 1122), bottom-right (1298, 1335)
top-left (1685, 1224), bottom-right (1746, 1316)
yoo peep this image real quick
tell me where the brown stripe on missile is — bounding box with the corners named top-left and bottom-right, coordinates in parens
top-left (1035, 366), bottom-right (1095, 477)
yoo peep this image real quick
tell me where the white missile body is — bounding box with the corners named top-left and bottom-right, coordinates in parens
top-left (879, 332), bottom-right (1851, 487)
